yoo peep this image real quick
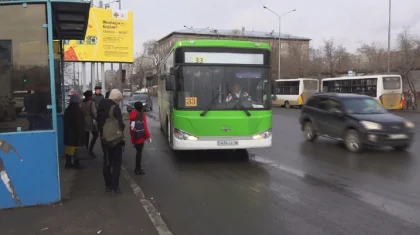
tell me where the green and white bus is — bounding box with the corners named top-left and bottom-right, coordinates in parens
top-left (158, 40), bottom-right (272, 151)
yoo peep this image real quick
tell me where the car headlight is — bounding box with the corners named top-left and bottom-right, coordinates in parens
top-left (174, 129), bottom-right (198, 141)
top-left (360, 121), bottom-right (382, 130)
top-left (252, 129), bottom-right (272, 140)
top-left (405, 121), bottom-right (415, 128)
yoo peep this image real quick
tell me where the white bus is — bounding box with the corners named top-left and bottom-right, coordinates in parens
top-left (272, 78), bottom-right (319, 108)
top-left (321, 75), bottom-right (403, 110)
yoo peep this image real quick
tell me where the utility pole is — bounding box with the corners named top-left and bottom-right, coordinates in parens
top-left (72, 62), bottom-right (76, 91)
top-left (263, 6), bottom-right (296, 79)
top-left (387, 0), bottom-right (392, 74)
top-left (118, 0), bottom-right (123, 91)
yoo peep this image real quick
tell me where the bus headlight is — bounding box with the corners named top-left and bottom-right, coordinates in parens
top-left (360, 121), bottom-right (382, 130)
top-left (252, 129), bottom-right (272, 140)
top-left (174, 129), bottom-right (198, 141)
top-left (405, 121), bottom-right (415, 128)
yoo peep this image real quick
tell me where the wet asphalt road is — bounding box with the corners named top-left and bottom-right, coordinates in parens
top-left (122, 100), bottom-right (420, 235)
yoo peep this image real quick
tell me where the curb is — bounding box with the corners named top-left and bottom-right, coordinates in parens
top-left (392, 110), bottom-right (420, 113)
top-left (121, 166), bottom-right (173, 235)
top-left (146, 112), bottom-right (160, 122)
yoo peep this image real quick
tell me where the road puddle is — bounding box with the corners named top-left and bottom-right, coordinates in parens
top-left (251, 155), bottom-right (420, 226)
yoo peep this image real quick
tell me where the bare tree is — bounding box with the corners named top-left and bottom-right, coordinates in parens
top-left (143, 40), bottom-right (171, 77)
top-left (308, 47), bottom-right (325, 78)
top-left (395, 27), bottom-right (420, 98)
top-left (335, 45), bottom-right (352, 73)
top-left (357, 42), bottom-right (386, 72)
top-left (322, 39), bottom-right (337, 77)
top-left (132, 50), bottom-right (155, 88)
top-left (63, 62), bottom-right (74, 84)
top-left (282, 40), bottom-right (309, 78)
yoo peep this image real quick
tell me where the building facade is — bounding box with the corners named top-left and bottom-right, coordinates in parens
top-left (157, 28), bottom-right (311, 79)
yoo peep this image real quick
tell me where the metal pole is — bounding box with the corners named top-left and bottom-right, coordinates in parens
top-left (91, 63), bottom-right (95, 90)
top-left (101, 63), bottom-right (106, 94)
top-left (278, 17), bottom-right (281, 80)
top-left (72, 62), bottom-right (76, 90)
top-left (118, 0), bottom-right (123, 91)
top-left (387, 0), bottom-right (391, 74)
top-left (82, 63), bottom-right (86, 92)
top-left (263, 7), bottom-right (296, 80)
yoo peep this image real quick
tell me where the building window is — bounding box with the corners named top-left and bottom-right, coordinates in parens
top-left (0, 4), bottom-right (52, 133)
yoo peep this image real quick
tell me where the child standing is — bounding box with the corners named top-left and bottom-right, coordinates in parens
top-left (129, 102), bottom-right (151, 175)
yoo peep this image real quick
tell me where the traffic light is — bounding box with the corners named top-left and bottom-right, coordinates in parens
top-left (23, 75), bottom-right (28, 83)
top-left (121, 69), bottom-right (126, 83)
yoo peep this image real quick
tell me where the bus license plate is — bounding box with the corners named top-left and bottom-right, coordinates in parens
top-left (217, 140), bottom-right (238, 146)
top-left (388, 134), bottom-right (408, 139)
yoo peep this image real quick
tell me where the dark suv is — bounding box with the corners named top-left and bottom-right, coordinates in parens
top-left (299, 93), bottom-right (415, 152)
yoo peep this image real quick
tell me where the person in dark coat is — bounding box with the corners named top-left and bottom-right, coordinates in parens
top-left (92, 85), bottom-right (104, 110)
top-left (97, 89), bottom-right (125, 195)
top-left (64, 95), bottom-right (86, 169)
top-left (82, 90), bottom-right (98, 156)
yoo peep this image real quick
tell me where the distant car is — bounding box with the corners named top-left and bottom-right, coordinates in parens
top-left (126, 94), bottom-right (153, 113)
top-left (299, 93), bottom-right (415, 152)
top-left (12, 90), bottom-right (29, 113)
top-left (0, 96), bottom-right (17, 121)
top-left (123, 89), bottom-right (132, 97)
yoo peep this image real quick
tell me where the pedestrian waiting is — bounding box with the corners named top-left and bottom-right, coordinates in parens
top-left (82, 90), bottom-right (98, 157)
top-left (129, 102), bottom-right (152, 175)
top-left (63, 94), bottom-right (86, 169)
top-left (97, 89), bottom-right (125, 196)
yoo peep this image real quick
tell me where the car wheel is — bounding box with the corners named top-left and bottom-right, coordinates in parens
top-left (285, 101), bottom-right (290, 109)
top-left (303, 122), bottom-right (317, 142)
top-left (344, 129), bottom-right (363, 153)
top-left (393, 144), bottom-right (411, 151)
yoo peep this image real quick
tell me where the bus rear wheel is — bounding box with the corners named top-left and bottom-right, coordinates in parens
top-left (284, 101), bottom-right (290, 109)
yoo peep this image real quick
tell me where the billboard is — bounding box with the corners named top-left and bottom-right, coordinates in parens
top-left (63, 8), bottom-right (134, 63)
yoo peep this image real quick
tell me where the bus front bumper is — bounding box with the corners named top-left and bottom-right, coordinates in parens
top-left (172, 136), bottom-right (272, 150)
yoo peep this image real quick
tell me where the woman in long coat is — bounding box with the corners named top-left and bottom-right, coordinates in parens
top-left (82, 90), bottom-right (98, 156)
top-left (64, 94), bottom-right (86, 169)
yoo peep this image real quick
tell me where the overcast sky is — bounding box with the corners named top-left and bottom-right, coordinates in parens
top-left (84, 0), bottom-right (420, 85)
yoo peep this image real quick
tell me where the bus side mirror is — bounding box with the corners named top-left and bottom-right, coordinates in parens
top-left (170, 67), bottom-right (177, 75)
top-left (165, 75), bottom-right (175, 91)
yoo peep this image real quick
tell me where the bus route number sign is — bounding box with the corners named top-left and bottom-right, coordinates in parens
top-left (193, 56), bottom-right (205, 64)
top-left (185, 97), bottom-right (197, 107)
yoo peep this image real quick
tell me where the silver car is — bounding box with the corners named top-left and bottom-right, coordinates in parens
top-left (126, 94), bottom-right (153, 113)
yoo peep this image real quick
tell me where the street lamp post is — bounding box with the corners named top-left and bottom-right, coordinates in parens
top-left (387, 0), bottom-right (391, 74)
top-left (263, 6), bottom-right (296, 79)
top-left (104, 0), bottom-right (122, 88)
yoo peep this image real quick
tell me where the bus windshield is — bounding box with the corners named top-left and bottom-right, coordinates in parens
top-left (175, 66), bottom-right (270, 110)
top-left (383, 77), bottom-right (401, 90)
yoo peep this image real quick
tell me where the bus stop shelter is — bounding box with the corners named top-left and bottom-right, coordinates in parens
top-left (0, 0), bottom-right (90, 209)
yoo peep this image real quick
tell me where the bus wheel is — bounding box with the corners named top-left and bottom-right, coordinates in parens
top-left (167, 120), bottom-right (171, 145)
top-left (285, 101), bottom-right (290, 109)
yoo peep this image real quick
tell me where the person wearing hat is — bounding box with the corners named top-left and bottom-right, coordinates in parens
top-left (129, 102), bottom-right (151, 175)
top-left (97, 89), bottom-right (125, 195)
top-left (82, 90), bottom-right (98, 156)
top-left (63, 94), bottom-right (86, 169)
top-left (92, 85), bottom-right (104, 110)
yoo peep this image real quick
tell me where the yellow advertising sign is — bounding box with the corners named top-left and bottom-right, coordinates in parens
top-left (63, 8), bottom-right (134, 63)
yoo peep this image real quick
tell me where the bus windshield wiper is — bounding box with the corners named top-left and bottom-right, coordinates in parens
top-left (200, 89), bottom-right (219, 117)
top-left (234, 100), bottom-right (251, 116)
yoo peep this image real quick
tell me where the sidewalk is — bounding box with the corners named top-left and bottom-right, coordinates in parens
top-left (0, 153), bottom-right (159, 235)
